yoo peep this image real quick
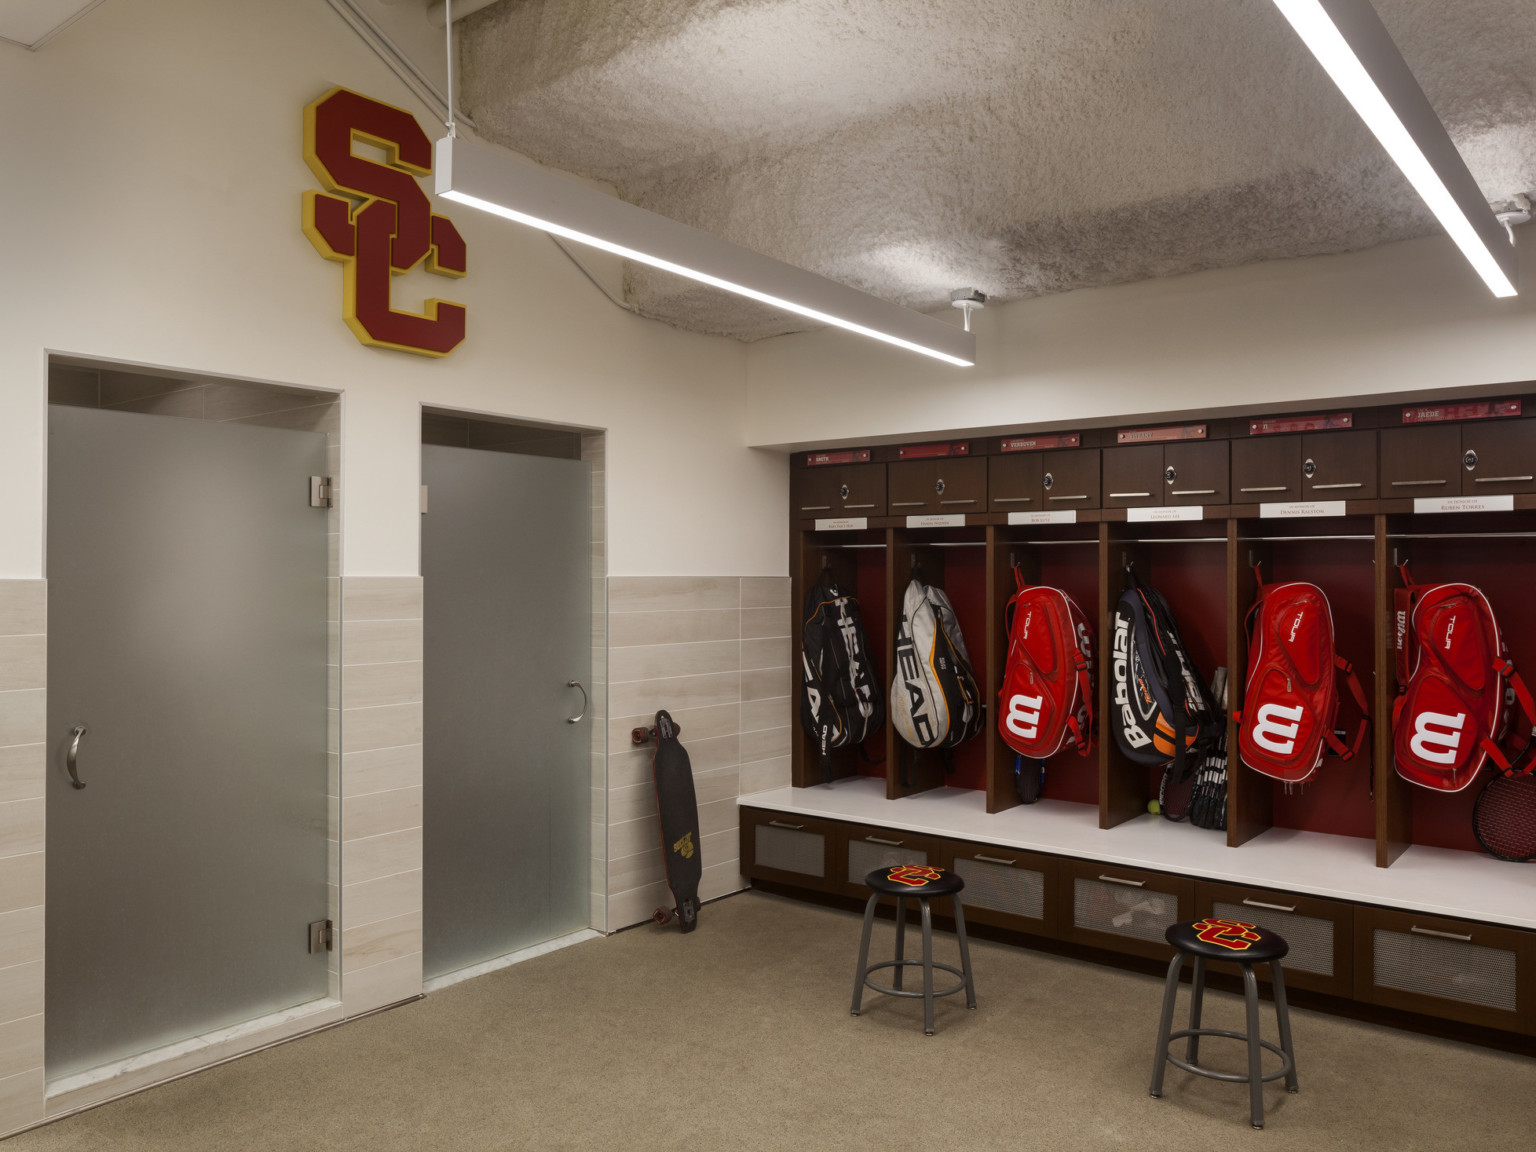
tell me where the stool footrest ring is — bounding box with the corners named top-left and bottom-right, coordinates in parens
top-left (1163, 1028), bottom-right (1294, 1085)
top-left (861, 959), bottom-right (967, 1000)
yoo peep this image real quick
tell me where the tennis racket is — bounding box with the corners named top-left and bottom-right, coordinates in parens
top-left (1014, 754), bottom-right (1045, 805)
top-left (1158, 760), bottom-right (1196, 822)
top-left (1473, 767), bottom-right (1536, 862)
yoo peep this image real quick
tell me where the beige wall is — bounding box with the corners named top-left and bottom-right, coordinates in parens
top-left (604, 577), bottom-right (792, 929)
top-left (745, 227), bottom-right (1536, 449)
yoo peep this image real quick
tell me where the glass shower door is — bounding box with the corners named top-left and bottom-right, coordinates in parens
top-left (46, 405), bottom-right (331, 1079)
top-left (421, 444), bottom-right (592, 980)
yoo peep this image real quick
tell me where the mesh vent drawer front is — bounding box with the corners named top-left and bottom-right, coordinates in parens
top-left (755, 825), bottom-right (825, 878)
top-left (956, 859), bottom-right (1045, 922)
top-left (1074, 878), bottom-right (1178, 943)
top-left (1214, 902), bottom-right (1334, 977)
top-left (847, 839), bottom-right (926, 885)
top-left (1373, 929), bottom-right (1518, 1012)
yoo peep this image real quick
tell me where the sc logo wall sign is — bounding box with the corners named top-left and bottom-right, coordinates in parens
top-left (303, 87), bottom-right (467, 357)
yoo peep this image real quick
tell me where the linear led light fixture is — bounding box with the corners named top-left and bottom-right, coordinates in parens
top-left (1271, 0), bottom-right (1517, 297)
top-left (435, 135), bottom-right (975, 366)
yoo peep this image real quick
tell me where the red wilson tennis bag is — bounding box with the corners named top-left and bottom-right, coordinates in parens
top-left (1237, 576), bottom-right (1368, 784)
top-left (1393, 567), bottom-right (1536, 791)
top-left (998, 572), bottom-right (1094, 759)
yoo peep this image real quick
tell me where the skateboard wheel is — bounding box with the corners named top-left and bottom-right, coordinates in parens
top-left (632, 727), bottom-right (650, 745)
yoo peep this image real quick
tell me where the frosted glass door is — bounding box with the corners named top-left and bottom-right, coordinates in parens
top-left (422, 445), bottom-right (592, 980)
top-left (46, 405), bottom-right (331, 1079)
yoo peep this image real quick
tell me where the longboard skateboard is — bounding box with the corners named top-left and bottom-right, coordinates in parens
top-left (647, 709), bottom-right (701, 932)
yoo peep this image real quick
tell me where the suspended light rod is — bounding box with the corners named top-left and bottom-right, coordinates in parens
top-left (435, 135), bottom-right (976, 366)
top-left (1270, 0), bottom-right (1517, 297)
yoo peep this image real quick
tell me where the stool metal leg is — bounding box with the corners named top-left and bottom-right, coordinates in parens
top-left (893, 896), bottom-right (907, 991)
top-left (1271, 960), bottom-right (1299, 1093)
top-left (920, 897), bottom-right (935, 1036)
top-left (1186, 954), bottom-right (1207, 1064)
top-left (1242, 965), bottom-right (1265, 1129)
top-left (850, 892), bottom-right (879, 1016)
top-left (1148, 952), bottom-right (1184, 1098)
top-left (952, 895), bottom-right (976, 1009)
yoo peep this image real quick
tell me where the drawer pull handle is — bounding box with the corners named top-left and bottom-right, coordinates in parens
top-left (1390, 479), bottom-right (1447, 487)
top-left (1170, 489), bottom-right (1216, 496)
top-left (974, 854), bottom-right (1017, 865)
top-left (939, 499), bottom-right (976, 505)
top-left (1048, 494), bottom-right (1090, 501)
top-left (1098, 874), bottom-right (1146, 888)
top-left (1242, 898), bottom-right (1297, 913)
top-left (843, 503), bottom-right (876, 509)
top-left (1311, 482), bottom-right (1362, 489)
top-left (1108, 492), bottom-right (1151, 499)
top-left (993, 497), bottom-right (1032, 504)
top-left (768, 820), bottom-right (805, 830)
top-left (890, 501), bottom-right (924, 508)
top-left (1410, 926), bottom-right (1473, 942)
top-left (1240, 486), bottom-right (1289, 493)
top-left (864, 835), bottom-right (904, 846)
top-left (800, 505), bottom-right (832, 511)
top-left (1474, 476), bottom-right (1533, 483)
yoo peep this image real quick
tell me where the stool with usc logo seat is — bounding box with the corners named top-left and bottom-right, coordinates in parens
top-left (1149, 918), bottom-right (1299, 1129)
top-left (850, 866), bottom-right (977, 1036)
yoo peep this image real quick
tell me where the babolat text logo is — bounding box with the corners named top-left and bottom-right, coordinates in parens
top-left (1112, 613), bottom-right (1151, 748)
top-left (303, 88), bottom-right (467, 356)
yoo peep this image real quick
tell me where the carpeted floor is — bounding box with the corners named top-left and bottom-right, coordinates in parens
top-left (8, 890), bottom-right (1534, 1150)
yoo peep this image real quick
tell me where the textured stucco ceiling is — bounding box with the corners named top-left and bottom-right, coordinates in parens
top-left (459, 0), bottom-right (1536, 341)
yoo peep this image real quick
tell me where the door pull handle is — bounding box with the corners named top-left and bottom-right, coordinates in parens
top-left (566, 681), bottom-right (588, 724)
top-left (67, 725), bottom-right (87, 790)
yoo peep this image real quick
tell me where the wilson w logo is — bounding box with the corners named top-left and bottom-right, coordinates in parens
top-left (1006, 694), bottom-right (1044, 740)
top-left (1250, 702), bottom-right (1305, 755)
top-left (1409, 711), bottom-right (1465, 765)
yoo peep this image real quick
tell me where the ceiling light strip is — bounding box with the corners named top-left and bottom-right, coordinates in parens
top-left (1271, 0), bottom-right (1517, 297)
top-left (435, 136), bottom-right (975, 366)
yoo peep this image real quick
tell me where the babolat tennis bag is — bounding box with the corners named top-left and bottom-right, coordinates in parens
top-left (800, 578), bottom-right (885, 783)
top-left (890, 577), bottom-right (984, 771)
top-left (998, 571), bottom-right (1094, 759)
top-left (1237, 574), bottom-right (1369, 784)
top-left (1110, 565), bottom-right (1224, 777)
top-left (1393, 565), bottom-right (1536, 792)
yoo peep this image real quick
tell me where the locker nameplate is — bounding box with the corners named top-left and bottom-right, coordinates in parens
top-left (806, 449), bottom-right (871, 466)
top-left (1260, 501), bottom-right (1347, 519)
top-left (1413, 495), bottom-right (1515, 514)
top-left (1250, 413), bottom-right (1353, 435)
top-left (1126, 506), bottom-right (1202, 523)
top-left (1008, 510), bottom-right (1077, 525)
top-left (1117, 424), bottom-right (1206, 444)
top-left (906, 514), bottom-right (966, 528)
top-left (1403, 400), bottom-right (1520, 424)
top-left (1002, 434), bottom-right (1080, 452)
top-left (814, 517), bottom-right (868, 531)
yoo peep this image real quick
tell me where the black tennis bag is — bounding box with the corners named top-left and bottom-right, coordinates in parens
top-left (800, 578), bottom-right (885, 782)
top-left (1110, 565), bottom-right (1225, 780)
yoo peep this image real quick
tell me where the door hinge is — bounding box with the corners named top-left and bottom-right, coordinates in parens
top-left (308, 919), bottom-right (334, 954)
top-left (310, 476), bottom-right (334, 509)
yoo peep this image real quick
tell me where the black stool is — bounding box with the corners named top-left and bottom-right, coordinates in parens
top-left (1149, 918), bottom-right (1299, 1129)
top-left (850, 865), bottom-right (976, 1035)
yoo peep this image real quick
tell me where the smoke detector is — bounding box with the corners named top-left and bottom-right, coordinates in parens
top-left (950, 288), bottom-right (987, 332)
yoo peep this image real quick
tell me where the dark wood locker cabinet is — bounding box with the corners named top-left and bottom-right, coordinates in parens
top-left (1195, 881), bottom-right (1354, 997)
top-left (1354, 906), bottom-right (1536, 1035)
top-left (1164, 440), bottom-right (1230, 506)
top-left (1041, 448), bottom-right (1101, 511)
top-left (940, 838), bottom-right (1060, 939)
top-left (1231, 436), bottom-right (1301, 505)
top-left (1057, 859), bottom-right (1194, 961)
top-left (1102, 445), bottom-right (1164, 509)
top-left (1379, 425), bottom-right (1461, 499)
top-left (1461, 418), bottom-right (1536, 495)
top-left (835, 823), bottom-right (949, 898)
top-left (790, 463), bottom-right (887, 520)
top-left (988, 453), bottom-right (1043, 514)
top-left (739, 807), bottom-right (838, 893)
top-left (887, 457), bottom-right (987, 516)
top-left (1302, 429), bottom-right (1377, 500)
